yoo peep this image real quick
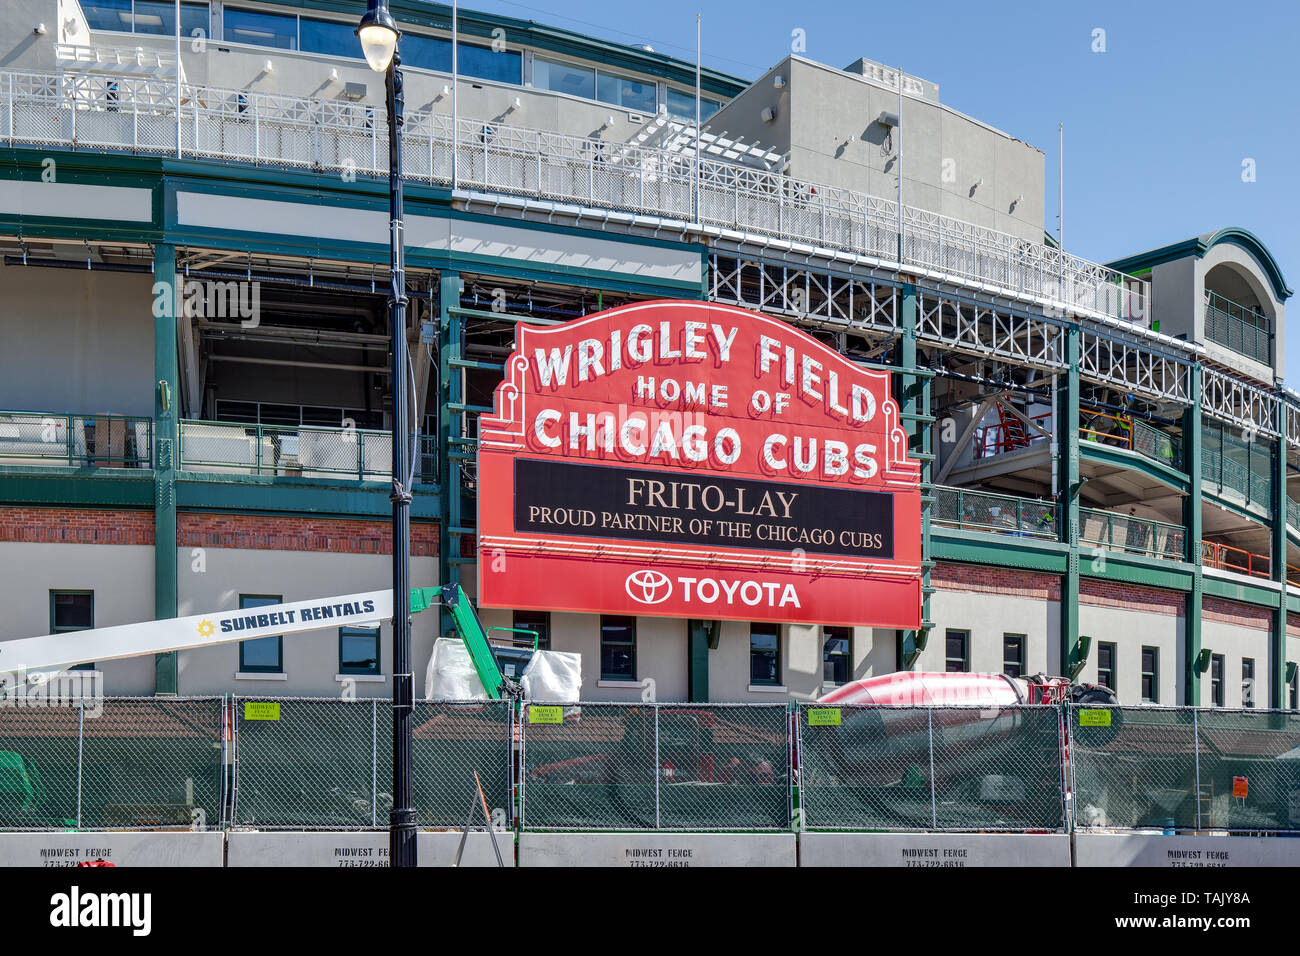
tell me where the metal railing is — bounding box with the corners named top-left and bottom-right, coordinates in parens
top-left (1080, 408), bottom-right (1182, 470)
top-left (1289, 496), bottom-right (1299, 532)
top-left (1202, 424), bottom-right (1272, 507)
top-left (519, 702), bottom-right (791, 831)
top-left (0, 67), bottom-right (1147, 324)
top-left (797, 704), bottom-right (1067, 831)
top-left (1204, 290), bottom-right (1272, 365)
top-left (932, 485), bottom-right (1057, 539)
top-left (179, 419), bottom-right (435, 483)
top-left (974, 411), bottom-right (1051, 459)
top-left (0, 696), bottom-right (225, 831)
top-left (1070, 704), bottom-right (1300, 832)
top-left (0, 410), bottom-right (152, 468)
top-left (1079, 508), bottom-right (1186, 562)
top-left (1200, 541), bottom-right (1300, 586)
top-left (232, 697), bottom-right (513, 829)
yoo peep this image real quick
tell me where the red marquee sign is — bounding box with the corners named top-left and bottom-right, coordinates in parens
top-left (477, 300), bottom-right (921, 627)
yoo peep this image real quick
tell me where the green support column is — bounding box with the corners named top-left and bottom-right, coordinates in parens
top-left (152, 244), bottom-right (179, 695)
top-left (1271, 399), bottom-right (1288, 708)
top-left (1183, 367), bottom-right (1203, 705)
top-left (1057, 324), bottom-right (1081, 678)
top-left (438, 271), bottom-right (461, 641)
top-left (898, 284), bottom-right (933, 669)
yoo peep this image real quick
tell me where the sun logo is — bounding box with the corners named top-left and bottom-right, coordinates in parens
top-left (196, 619), bottom-right (215, 638)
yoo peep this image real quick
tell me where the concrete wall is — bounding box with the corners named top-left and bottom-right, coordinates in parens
top-left (0, 542), bottom-right (156, 695)
top-left (1201, 616), bottom-right (1272, 708)
top-left (0, 266), bottom-right (154, 417)
top-left (175, 546), bottom-right (437, 697)
top-left (925, 585), bottom-right (1059, 678)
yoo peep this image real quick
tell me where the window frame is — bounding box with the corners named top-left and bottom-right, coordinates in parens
top-left (1290, 663), bottom-right (1298, 711)
top-left (1241, 657), bottom-right (1256, 708)
top-left (50, 590), bottom-right (95, 671)
top-left (1141, 646), bottom-right (1159, 703)
top-left (338, 625), bottom-right (381, 677)
top-left (749, 622), bottom-right (782, 687)
top-left (944, 628), bottom-right (970, 673)
top-left (598, 614), bottom-right (636, 682)
top-left (512, 610), bottom-right (551, 651)
top-left (1210, 653), bottom-right (1225, 707)
top-left (1002, 633), bottom-right (1025, 678)
top-left (822, 626), bottom-right (851, 686)
top-left (1097, 641), bottom-right (1117, 690)
top-left (238, 593), bottom-right (284, 674)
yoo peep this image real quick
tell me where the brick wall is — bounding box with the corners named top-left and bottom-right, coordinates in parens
top-left (1288, 613), bottom-right (1300, 638)
top-left (178, 513), bottom-right (438, 556)
top-left (0, 507), bottom-right (438, 556)
top-left (1203, 597), bottom-right (1272, 631)
top-left (0, 507), bottom-right (154, 545)
top-left (1079, 579), bottom-right (1182, 617)
top-left (931, 563), bottom-right (1060, 600)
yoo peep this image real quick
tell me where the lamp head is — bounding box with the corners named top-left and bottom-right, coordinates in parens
top-left (356, 1), bottom-right (399, 72)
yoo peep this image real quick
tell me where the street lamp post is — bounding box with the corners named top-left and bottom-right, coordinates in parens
top-left (357, 0), bottom-right (415, 869)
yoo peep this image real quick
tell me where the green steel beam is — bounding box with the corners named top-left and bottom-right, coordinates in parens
top-left (152, 245), bottom-right (178, 696)
top-left (1058, 325), bottom-right (1082, 678)
top-left (930, 530), bottom-right (1071, 574)
top-left (1078, 440), bottom-right (1189, 494)
top-left (687, 620), bottom-right (710, 702)
top-left (175, 474), bottom-right (440, 520)
top-left (1202, 575), bottom-right (1282, 609)
top-left (0, 469), bottom-right (155, 508)
top-left (898, 285), bottom-right (931, 668)
top-left (1272, 397), bottom-right (1289, 707)
top-left (438, 271), bottom-right (461, 641)
top-left (1183, 366), bottom-right (1203, 705)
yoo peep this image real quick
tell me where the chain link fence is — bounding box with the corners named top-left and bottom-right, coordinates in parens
top-left (798, 704), bottom-right (1067, 831)
top-left (1070, 704), bottom-right (1300, 832)
top-left (520, 703), bottom-right (790, 831)
top-left (232, 698), bottom-right (512, 829)
top-left (0, 697), bottom-right (225, 830)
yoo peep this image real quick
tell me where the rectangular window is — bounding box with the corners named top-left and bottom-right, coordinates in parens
top-left (1290, 664), bottom-right (1298, 711)
top-left (224, 7), bottom-right (298, 50)
top-left (666, 87), bottom-right (721, 122)
top-left (1141, 646), bottom-right (1159, 703)
top-left (458, 43), bottom-right (522, 84)
top-left (512, 610), bottom-right (551, 651)
top-left (1242, 658), bottom-right (1256, 708)
top-left (944, 629), bottom-right (969, 673)
top-left (339, 625), bottom-right (380, 676)
top-left (750, 623), bottom-right (781, 686)
top-left (822, 627), bottom-right (851, 685)
top-left (299, 17), bottom-right (359, 59)
top-left (596, 71), bottom-right (656, 113)
top-left (82, 0), bottom-right (136, 31)
top-left (133, 1), bottom-right (209, 38)
top-left (239, 594), bottom-right (283, 673)
top-left (1002, 634), bottom-right (1025, 678)
top-left (599, 615), bottom-right (635, 681)
top-left (534, 57), bottom-right (595, 100)
top-left (1097, 642), bottom-right (1116, 690)
top-left (1210, 654), bottom-right (1225, 707)
top-left (50, 591), bottom-right (95, 671)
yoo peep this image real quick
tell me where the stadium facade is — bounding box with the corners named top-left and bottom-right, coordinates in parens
top-left (0, 0), bottom-right (1295, 710)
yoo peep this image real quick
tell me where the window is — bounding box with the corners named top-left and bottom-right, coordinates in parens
top-left (513, 610), bottom-right (550, 651)
top-left (83, 0), bottom-right (133, 32)
top-left (1002, 634), bottom-right (1025, 678)
top-left (944, 629), bottom-right (969, 673)
top-left (534, 57), bottom-right (595, 100)
top-left (83, 0), bottom-right (209, 37)
top-left (596, 71), bottom-right (656, 113)
top-left (50, 591), bottom-right (95, 671)
top-left (1141, 646), bottom-right (1159, 703)
top-left (224, 7), bottom-right (298, 50)
top-left (822, 627), bottom-right (851, 685)
top-left (1290, 664), bottom-right (1298, 710)
top-left (1097, 642), bottom-right (1116, 690)
top-left (239, 594), bottom-right (283, 673)
top-left (299, 17), bottom-right (359, 59)
top-left (339, 626), bottom-right (380, 676)
top-left (1242, 658), bottom-right (1255, 708)
top-left (666, 87), bottom-right (721, 122)
top-left (599, 615), bottom-right (635, 681)
top-left (458, 42), bottom-right (522, 84)
top-left (750, 623), bottom-right (781, 686)
top-left (1210, 654), bottom-right (1225, 707)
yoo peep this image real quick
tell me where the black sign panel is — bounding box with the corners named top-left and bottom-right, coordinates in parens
top-left (512, 458), bottom-right (894, 559)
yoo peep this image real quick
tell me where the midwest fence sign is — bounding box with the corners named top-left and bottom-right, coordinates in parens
top-left (477, 300), bottom-right (922, 626)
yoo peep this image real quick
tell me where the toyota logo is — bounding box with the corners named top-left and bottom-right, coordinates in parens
top-left (625, 569), bottom-right (672, 605)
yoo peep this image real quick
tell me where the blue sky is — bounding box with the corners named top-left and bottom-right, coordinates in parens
top-left (464, 0), bottom-right (1300, 379)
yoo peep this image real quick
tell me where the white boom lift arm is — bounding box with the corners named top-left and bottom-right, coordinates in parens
top-left (0, 590), bottom-right (393, 689)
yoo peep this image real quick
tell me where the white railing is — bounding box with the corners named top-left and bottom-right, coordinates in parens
top-left (0, 67), bottom-right (1148, 323)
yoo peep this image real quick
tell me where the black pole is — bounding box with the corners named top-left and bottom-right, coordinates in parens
top-left (386, 48), bottom-right (416, 868)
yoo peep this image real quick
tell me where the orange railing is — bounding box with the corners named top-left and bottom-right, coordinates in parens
top-left (1201, 541), bottom-right (1300, 585)
top-left (1080, 407), bottom-right (1133, 449)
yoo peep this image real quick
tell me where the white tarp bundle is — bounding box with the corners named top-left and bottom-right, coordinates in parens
top-left (521, 650), bottom-right (582, 702)
top-left (424, 636), bottom-right (488, 700)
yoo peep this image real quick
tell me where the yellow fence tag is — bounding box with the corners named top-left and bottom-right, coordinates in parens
top-left (529, 706), bottom-right (564, 724)
top-left (1078, 709), bottom-right (1111, 727)
top-left (807, 708), bottom-right (842, 726)
top-left (244, 701), bottom-right (281, 721)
